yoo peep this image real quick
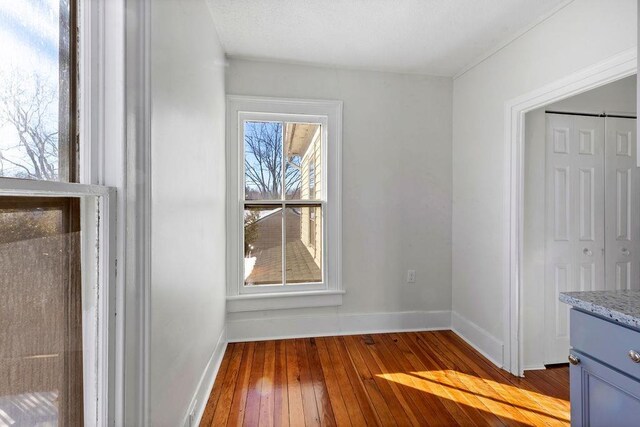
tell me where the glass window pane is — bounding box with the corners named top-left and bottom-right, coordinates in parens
top-left (285, 205), bottom-right (322, 284)
top-left (0, 196), bottom-right (83, 425)
top-left (244, 206), bottom-right (283, 286)
top-left (284, 123), bottom-right (322, 200)
top-left (0, 1), bottom-right (76, 182)
top-left (244, 121), bottom-right (283, 200)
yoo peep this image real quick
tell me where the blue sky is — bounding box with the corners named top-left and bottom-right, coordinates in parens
top-left (0, 0), bottom-right (59, 64)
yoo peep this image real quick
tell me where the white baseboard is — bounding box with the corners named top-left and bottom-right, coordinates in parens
top-left (451, 311), bottom-right (504, 368)
top-left (523, 364), bottom-right (546, 371)
top-left (184, 327), bottom-right (228, 427)
top-left (227, 310), bottom-right (451, 342)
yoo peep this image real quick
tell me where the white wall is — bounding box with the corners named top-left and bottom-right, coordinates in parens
top-left (150, 1), bottom-right (226, 426)
top-left (226, 59), bottom-right (453, 325)
top-left (522, 76), bottom-right (637, 369)
top-left (547, 75), bottom-right (637, 115)
top-left (452, 0), bottom-right (637, 367)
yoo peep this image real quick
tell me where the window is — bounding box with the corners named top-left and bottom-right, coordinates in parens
top-left (0, 1), bottom-right (114, 425)
top-left (227, 96), bottom-right (342, 312)
top-left (243, 121), bottom-right (323, 286)
top-left (0, 0), bottom-right (77, 182)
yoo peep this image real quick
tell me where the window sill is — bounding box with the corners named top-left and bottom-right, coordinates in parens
top-left (226, 290), bottom-right (345, 313)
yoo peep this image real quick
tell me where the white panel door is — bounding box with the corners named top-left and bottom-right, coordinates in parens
top-left (605, 117), bottom-right (640, 291)
top-left (545, 114), bottom-right (605, 364)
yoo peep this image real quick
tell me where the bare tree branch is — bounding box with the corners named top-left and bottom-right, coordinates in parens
top-left (244, 121), bottom-right (283, 198)
top-left (0, 70), bottom-right (59, 180)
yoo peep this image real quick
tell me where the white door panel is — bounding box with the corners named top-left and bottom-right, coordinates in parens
top-left (544, 115), bottom-right (639, 364)
top-left (605, 117), bottom-right (640, 291)
top-left (545, 114), bottom-right (605, 364)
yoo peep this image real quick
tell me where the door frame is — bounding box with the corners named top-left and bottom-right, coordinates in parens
top-left (503, 48), bottom-right (637, 376)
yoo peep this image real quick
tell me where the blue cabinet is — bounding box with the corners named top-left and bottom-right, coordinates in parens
top-left (570, 309), bottom-right (640, 426)
top-left (570, 352), bottom-right (640, 426)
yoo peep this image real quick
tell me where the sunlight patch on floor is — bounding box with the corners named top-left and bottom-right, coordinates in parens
top-left (377, 370), bottom-right (569, 426)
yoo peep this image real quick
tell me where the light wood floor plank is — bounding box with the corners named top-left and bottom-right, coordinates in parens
top-left (296, 339), bottom-right (321, 427)
top-left (243, 342), bottom-right (265, 427)
top-left (211, 343), bottom-right (245, 427)
top-left (259, 341), bottom-right (276, 427)
top-left (226, 342), bottom-right (256, 427)
top-left (285, 340), bottom-right (305, 426)
top-left (273, 341), bottom-right (290, 427)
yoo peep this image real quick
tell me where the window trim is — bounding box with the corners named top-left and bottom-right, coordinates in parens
top-left (79, 0), bottom-right (133, 424)
top-left (226, 96), bottom-right (343, 312)
top-left (78, 0), bottom-right (125, 423)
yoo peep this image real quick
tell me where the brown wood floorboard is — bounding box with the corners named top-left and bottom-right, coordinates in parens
top-left (200, 331), bottom-right (570, 427)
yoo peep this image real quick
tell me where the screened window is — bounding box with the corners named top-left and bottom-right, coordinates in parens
top-left (0, 197), bottom-right (83, 426)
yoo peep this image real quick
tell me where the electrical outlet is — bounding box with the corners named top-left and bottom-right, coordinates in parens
top-left (406, 269), bottom-right (416, 283)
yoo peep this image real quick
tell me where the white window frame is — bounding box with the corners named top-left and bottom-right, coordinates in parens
top-left (0, 0), bottom-right (126, 424)
top-left (226, 96), bottom-right (343, 312)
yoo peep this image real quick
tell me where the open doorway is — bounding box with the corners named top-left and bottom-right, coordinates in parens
top-left (522, 75), bottom-right (638, 370)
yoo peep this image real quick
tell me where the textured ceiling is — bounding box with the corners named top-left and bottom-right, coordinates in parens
top-left (207, 0), bottom-right (569, 76)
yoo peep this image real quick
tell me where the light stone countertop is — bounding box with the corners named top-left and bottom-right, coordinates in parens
top-left (560, 290), bottom-right (640, 330)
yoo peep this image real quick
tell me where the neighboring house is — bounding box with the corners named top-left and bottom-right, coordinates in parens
top-left (285, 123), bottom-right (324, 266)
top-left (294, 124), bottom-right (323, 269)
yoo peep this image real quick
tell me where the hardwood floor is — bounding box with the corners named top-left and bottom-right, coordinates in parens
top-left (200, 331), bottom-right (570, 426)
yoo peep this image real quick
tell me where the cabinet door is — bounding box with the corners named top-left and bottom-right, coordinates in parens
top-left (571, 352), bottom-right (640, 426)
